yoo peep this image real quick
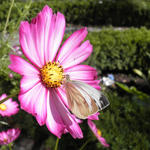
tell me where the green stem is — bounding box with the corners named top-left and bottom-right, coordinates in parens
top-left (0, 90), bottom-right (19, 104)
top-left (8, 143), bottom-right (12, 150)
top-left (3, 0), bottom-right (15, 36)
top-left (54, 138), bottom-right (60, 150)
top-left (6, 43), bottom-right (16, 50)
top-left (15, 0), bottom-right (32, 30)
top-left (79, 138), bottom-right (92, 150)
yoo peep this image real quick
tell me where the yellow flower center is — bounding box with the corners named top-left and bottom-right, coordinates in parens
top-left (3, 138), bottom-right (8, 143)
top-left (40, 61), bottom-right (64, 88)
top-left (0, 103), bottom-right (7, 111)
top-left (97, 129), bottom-right (102, 137)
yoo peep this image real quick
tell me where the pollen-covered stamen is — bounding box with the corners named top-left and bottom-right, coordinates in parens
top-left (40, 61), bottom-right (64, 88)
top-left (3, 138), bottom-right (8, 143)
top-left (0, 103), bottom-right (7, 111)
top-left (97, 129), bottom-right (102, 137)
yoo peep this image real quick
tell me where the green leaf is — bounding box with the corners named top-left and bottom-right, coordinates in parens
top-left (116, 82), bottom-right (150, 101)
top-left (133, 69), bottom-right (146, 80)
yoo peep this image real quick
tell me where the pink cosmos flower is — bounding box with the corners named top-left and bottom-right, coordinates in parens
top-left (9, 73), bottom-right (13, 78)
top-left (0, 128), bottom-right (21, 145)
top-left (0, 94), bottom-right (19, 117)
top-left (11, 45), bottom-right (22, 56)
top-left (88, 119), bottom-right (109, 147)
top-left (9, 5), bottom-right (100, 138)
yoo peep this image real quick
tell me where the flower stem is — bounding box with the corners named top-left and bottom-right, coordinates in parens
top-left (3, 0), bottom-right (15, 36)
top-left (0, 90), bottom-right (19, 104)
top-left (54, 137), bottom-right (59, 150)
top-left (79, 138), bottom-right (92, 150)
top-left (8, 143), bottom-right (12, 150)
top-left (15, 0), bottom-right (32, 30)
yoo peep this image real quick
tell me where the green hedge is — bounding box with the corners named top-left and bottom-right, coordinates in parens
top-left (1, 0), bottom-right (150, 32)
top-left (0, 27), bottom-right (150, 76)
top-left (85, 27), bottom-right (150, 73)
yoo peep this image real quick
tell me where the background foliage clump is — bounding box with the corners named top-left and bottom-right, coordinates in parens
top-left (1, 0), bottom-right (150, 32)
top-left (86, 27), bottom-right (150, 73)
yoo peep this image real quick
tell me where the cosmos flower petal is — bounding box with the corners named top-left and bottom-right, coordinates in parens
top-left (56, 88), bottom-right (83, 138)
top-left (57, 87), bottom-right (83, 123)
top-left (7, 128), bottom-right (20, 140)
top-left (88, 113), bottom-right (100, 120)
top-left (46, 11), bottom-right (66, 62)
top-left (65, 65), bottom-right (97, 81)
top-left (46, 89), bottom-right (83, 138)
top-left (0, 94), bottom-right (19, 117)
top-left (9, 54), bottom-right (39, 76)
top-left (61, 40), bottom-right (93, 69)
top-left (0, 94), bottom-right (7, 100)
top-left (29, 5), bottom-right (53, 65)
top-left (30, 5), bottom-right (65, 64)
top-left (88, 119), bottom-right (97, 133)
top-left (0, 128), bottom-right (21, 145)
top-left (19, 21), bottom-right (42, 68)
top-left (34, 85), bottom-right (47, 126)
top-left (56, 28), bottom-right (88, 63)
top-left (98, 137), bottom-right (110, 147)
top-left (46, 89), bottom-right (65, 138)
top-left (20, 83), bottom-right (47, 126)
top-left (84, 80), bottom-right (101, 90)
top-left (4, 100), bottom-right (19, 116)
top-left (88, 120), bottom-right (109, 147)
top-left (20, 75), bottom-right (41, 94)
top-left (56, 87), bottom-right (69, 107)
top-left (20, 5), bottom-right (65, 67)
top-left (19, 82), bottom-right (46, 125)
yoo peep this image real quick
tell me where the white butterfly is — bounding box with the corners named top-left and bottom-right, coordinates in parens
top-left (63, 75), bottom-right (110, 119)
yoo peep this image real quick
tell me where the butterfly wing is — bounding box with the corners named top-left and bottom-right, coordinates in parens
top-left (64, 81), bottom-right (99, 119)
top-left (72, 80), bottom-right (110, 111)
top-left (99, 93), bottom-right (110, 110)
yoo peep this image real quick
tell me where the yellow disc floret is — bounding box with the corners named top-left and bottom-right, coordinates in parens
top-left (0, 103), bottom-right (7, 111)
top-left (97, 129), bottom-right (102, 137)
top-left (40, 61), bottom-right (64, 88)
top-left (3, 138), bottom-right (8, 143)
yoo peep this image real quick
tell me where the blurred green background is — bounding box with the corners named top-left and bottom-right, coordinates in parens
top-left (0, 0), bottom-right (150, 150)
